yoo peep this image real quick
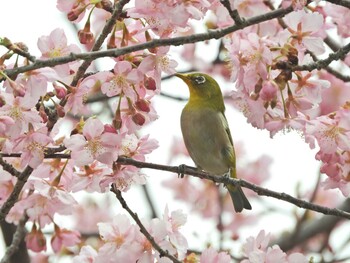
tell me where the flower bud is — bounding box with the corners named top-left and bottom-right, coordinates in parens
top-left (53, 83), bottom-right (67, 99)
top-left (78, 29), bottom-right (94, 45)
top-left (104, 124), bottom-right (117, 133)
top-left (132, 112), bottom-right (145, 126)
top-left (135, 99), bottom-right (150, 112)
top-left (67, 6), bottom-right (85, 21)
top-left (144, 77), bottom-right (156, 91)
top-left (56, 104), bottom-right (66, 118)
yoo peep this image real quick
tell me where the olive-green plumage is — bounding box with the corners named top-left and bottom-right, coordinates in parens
top-left (176, 72), bottom-right (251, 213)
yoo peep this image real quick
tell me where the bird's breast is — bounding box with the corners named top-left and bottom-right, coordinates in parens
top-left (180, 106), bottom-right (234, 175)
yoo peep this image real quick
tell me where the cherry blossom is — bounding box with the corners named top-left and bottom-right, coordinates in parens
top-left (283, 10), bottom-right (325, 55)
top-left (51, 225), bottom-right (81, 253)
top-left (73, 246), bottom-right (98, 263)
top-left (64, 118), bottom-right (121, 166)
top-left (12, 126), bottom-right (53, 168)
top-left (100, 61), bottom-right (142, 99)
top-left (200, 247), bottom-right (231, 263)
top-left (37, 28), bottom-right (81, 77)
top-left (96, 214), bottom-right (143, 262)
top-left (0, 93), bottom-right (43, 139)
top-left (241, 230), bottom-right (308, 263)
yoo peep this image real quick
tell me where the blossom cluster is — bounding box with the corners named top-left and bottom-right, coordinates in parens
top-left (223, 7), bottom-right (350, 196)
top-left (73, 208), bottom-right (188, 263)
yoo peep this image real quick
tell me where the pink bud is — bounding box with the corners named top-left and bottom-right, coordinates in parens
top-left (144, 77), bottom-right (156, 91)
top-left (135, 99), bottom-right (150, 112)
top-left (132, 112), bottom-right (145, 126)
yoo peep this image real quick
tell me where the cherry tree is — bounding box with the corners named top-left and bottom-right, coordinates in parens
top-left (0, 0), bottom-right (350, 262)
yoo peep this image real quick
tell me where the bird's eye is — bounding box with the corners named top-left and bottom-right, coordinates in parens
top-left (193, 75), bottom-right (206, 85)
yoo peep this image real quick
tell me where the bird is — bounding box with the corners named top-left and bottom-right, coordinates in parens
top-left (175, 72), bottom-right (251, 213)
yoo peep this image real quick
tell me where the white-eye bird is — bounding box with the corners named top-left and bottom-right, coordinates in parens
top-left (176, 72), bottom-right (251, 213)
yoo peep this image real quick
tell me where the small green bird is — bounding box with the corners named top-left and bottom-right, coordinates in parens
top-left (176, 72), bottom-right (251, 213)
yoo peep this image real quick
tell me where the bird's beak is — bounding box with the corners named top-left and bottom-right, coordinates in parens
top-left (175, 73), bottom-right (191, 85)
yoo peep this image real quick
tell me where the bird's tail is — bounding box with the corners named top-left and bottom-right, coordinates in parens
top-left (227, 168), bottom-right (251, 212)
top-left (227, 184), bottom-right (252, 212)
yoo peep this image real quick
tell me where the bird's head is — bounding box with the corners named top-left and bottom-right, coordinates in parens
top-left (175, 72), bottom-right (225, 109)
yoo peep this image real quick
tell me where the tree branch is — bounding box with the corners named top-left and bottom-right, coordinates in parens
top-left (0, 157), bottom-right (20, 178)
top-left (3, 6), bottom-right (293, 78)
top-left (273, 198), bottom-right (350, 251)
top-left (0, 166), bottom-right (33, 222)
top-left (1, 153), bottom-right (349, 220)
top-left (292, 42), bottom-right (350, 72)
top-left (0, 215), bottom-right (29, 263)
top-left (220, 0), bottom-right (245, 25)
top-left (111, 186), bottom-right (182, 263)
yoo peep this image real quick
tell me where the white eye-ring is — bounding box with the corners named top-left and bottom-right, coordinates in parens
top-left (193, 75), bottom-right (206, 85)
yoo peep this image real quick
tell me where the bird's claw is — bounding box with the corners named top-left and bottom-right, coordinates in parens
top-left (178, 164), bottom-right (186, 178)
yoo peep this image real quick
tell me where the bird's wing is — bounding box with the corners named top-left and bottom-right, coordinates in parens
top-left (220, 111), bottom-right (234, 147)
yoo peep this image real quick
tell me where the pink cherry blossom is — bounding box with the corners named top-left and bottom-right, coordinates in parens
top-left (283, 10), bottom-right (325, 55)
top-left (138, 46), bottom-right (178, 88)
top-left (231, 0), bottom-right (269, 18)
top-left (70, 160), bottom-right (112, 193)
top-left (225, 32), bottom-right (273, 91)
top-left (163, 206), bottom-right (188, 258)
top-left (37, 28), bottom-right (81, 77)
top-left (51, 226), bottom-right (81, 253)
top-left (64, 118), bottom-right (121, 166)
top-left (118, 134), bottom-right (158, 161)
top-left (200, 247), bottom-right (231, 263)
top-left (281, 0), bottom-right (307, 10)
top-left (96, 214), bottom-right (143, 262)
top-left (12, 126), bottom-right (53, 168)
top-left (319, 72), bottom-right (350, 115)
top-left (135, 218), bottom-right (169, 263)
top-left (0, 93), bottom-right (43, 139)
top-left (72, 200), bottom-right (113, 234)
top-left (99, 165), bottom-right (146, 192)
top-left (230, 92), bottom-right (267, 129)
top-left (0, 116), bottom-right (14, 135)
top-left (306, 110), bottom-right (350, 154)
top-left (241, 230), bottom-right (308, 263)
top-left (0, 168), bottom-right (15, 206)
top-left (64, 74), bottom-right (101, 115)
top-left (8, 179), bottom-right (77, 228)
top-left (323, 3), bottom-right (350, 38)
top-left (73, 245), bottom-right (98, 263)
top-left (100, 61), bottom-right (141, 99)
top-left (128, 1), bottom-right (191, 37)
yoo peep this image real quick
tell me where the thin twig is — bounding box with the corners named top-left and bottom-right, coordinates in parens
top-left (1, 153), bottom-right (349, 220)
top-left (3, 6), bottom-right (294, 78)
top-left (220, 0), bottom-right (245, 25)
top-left (141, 184), bottom-right (158, 219)
top-left (111, 186), bottom-right (182, 263)
top-left (0, 215), bottom-right (29, 263)
top-left (293, 42), bottom-right (350, 72)
top-left (0, 166), bottom-right (33, 222)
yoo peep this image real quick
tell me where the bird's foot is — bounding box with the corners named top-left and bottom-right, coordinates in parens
top-left (177, 164), bottom-right (197, 178)
top-left (178, 164), bottom-right (187, 178)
